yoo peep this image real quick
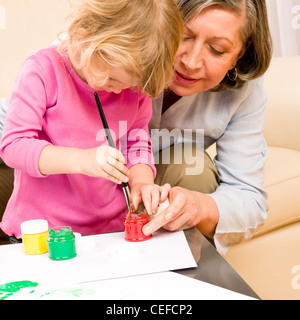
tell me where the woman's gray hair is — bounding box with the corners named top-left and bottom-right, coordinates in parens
top-left (177, 0), bottom-right (273, 91)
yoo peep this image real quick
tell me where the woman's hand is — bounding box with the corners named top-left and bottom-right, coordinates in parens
top-left (142, 186), bottom-right (219, 239)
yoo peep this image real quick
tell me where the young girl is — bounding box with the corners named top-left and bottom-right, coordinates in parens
top-left (0, 0), bottom-right (183, 240)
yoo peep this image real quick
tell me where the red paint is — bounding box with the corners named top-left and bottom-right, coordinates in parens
top-left (124, 210), bottom-right (152, 242)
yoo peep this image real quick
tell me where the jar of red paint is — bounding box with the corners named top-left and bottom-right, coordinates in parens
top-left (124, 210), bottom-right (152, 242)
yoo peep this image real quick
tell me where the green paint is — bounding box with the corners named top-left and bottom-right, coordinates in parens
top-left (47, 226), bottom-right (77, 260)
top-left (0, 281), bottom-right (38, 300)
top-left (38, 287), bottom-right (95, 299)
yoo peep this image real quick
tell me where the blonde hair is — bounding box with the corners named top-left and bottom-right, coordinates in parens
top-left (177, 0), bottom-right (273, 91)
top-left (58, 0), bottom-right (183, 97)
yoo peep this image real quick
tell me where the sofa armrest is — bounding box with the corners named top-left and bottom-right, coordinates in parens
top-left (263, 55), bottom-right (300, 152)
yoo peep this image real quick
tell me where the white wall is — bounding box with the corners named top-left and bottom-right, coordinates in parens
top-left (266, 0), bottom-right (300, 57)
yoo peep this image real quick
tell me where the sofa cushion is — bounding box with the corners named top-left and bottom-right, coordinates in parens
top-left (225, 221), bottom-right (300, 300)
top-left (264, 56), bottom-right (300, 152)
top-left (254, 146), bottom-right (300, 236)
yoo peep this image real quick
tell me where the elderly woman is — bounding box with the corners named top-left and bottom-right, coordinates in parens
top-left (143, 0), bottom-right (273, 255)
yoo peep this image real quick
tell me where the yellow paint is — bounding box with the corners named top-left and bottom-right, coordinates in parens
top-left (22, 231), bottom-right (49, 255)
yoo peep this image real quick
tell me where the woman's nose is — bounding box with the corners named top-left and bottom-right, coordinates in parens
top-left (182, 44), bottom-right (203, 71)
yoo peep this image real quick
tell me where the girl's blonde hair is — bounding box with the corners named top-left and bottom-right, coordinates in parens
top-left (177, 0), bottom-right (273, 91)
top-left (58, 0), bottom-right (183, 97)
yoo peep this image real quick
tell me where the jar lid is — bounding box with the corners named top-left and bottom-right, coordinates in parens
top-left (21, 219), bottom-right (49, 235)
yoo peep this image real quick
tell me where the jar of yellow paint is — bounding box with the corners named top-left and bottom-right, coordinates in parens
top-left (21, 220), bottom-right (49, 255)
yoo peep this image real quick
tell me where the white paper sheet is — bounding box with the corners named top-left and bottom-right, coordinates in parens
top-left (1, 271), bottom-right (255, 300)
top-left (0, 230), bottom-right (197, 285)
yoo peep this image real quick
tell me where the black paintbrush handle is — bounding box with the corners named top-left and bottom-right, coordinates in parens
top-left (94, 92), bottom-right (115, 148)
top-left (94, 92), bottom-right (131, 210)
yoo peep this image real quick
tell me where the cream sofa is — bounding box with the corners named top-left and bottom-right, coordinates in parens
top-left (224, 55), bottom-right (300, 300)
top-left (1, 0), bottom-right (300, 300)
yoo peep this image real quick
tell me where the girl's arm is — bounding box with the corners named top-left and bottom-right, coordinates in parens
top-left (38, 144), bottom-right (130, 184)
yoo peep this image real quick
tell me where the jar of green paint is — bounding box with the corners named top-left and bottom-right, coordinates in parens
top-left (47, 226), bottom-right (77, 260)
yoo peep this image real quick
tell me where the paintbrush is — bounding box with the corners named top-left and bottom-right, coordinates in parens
top-left (94, 92), bottom-right (132, 212)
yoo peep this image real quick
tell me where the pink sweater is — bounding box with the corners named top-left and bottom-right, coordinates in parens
top-left (0, 46), bottom-right (156, 238)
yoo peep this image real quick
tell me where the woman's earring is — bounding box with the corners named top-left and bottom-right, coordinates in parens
top-left (227, 67), bottom-right (238, 81)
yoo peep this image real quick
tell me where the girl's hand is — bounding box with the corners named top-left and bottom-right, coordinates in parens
top-left (80, 146), bottom-right (130, 184)
top-left (130, 183), bottom-right (171, 215)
